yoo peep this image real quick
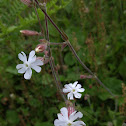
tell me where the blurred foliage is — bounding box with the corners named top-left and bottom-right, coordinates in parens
top-left (0, 0), bottom-right (126, 126)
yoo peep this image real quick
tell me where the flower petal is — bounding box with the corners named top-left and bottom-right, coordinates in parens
top-left (18, 67), bottom-right (26, 73)
top-left (16, 64), bottom-right (25, 69)
top-left (74, 93), bottom-right (82, 99)
top-left (69, 112), bottom-right (83, 122)
top-left (24, 68), bottom-right (32, 80)
top-left (76, 84), bottom-right (82, 89)
top-left (68, 92), bottom-right (74, 100)
top-left (63, 88), bottom-right (71, 93)
top-left (57, 114), bottom-right (65, 121)
top-left (54, 119), bottom-right (66, 126)
top-left (77, 88), bottom-right (85, 92)
top-left (68, 83), bottom-right (73, 88)
top-left (29, 50), bottom-right (35, 58)
top-left (16, 64), bottom-right (27, 73)
top-left (72, 121), bottom-right (86, 126)
top-left (73, 81), bottom-right (78, 87)
top-left (28, 50), bottom-right (36, 63)
top-left (60, 107), bottom-right (69, 121)
top-left (18, 51), bottom-right (27, 62)
top-left (64, 84), bottom-right (72, 90)
top-left (32, 59), bottom-right (43, 66)
top-left (31, 65), bottom-right (41, 73)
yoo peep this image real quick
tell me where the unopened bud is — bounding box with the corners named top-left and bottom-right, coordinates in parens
top-left (80, 75), bottom-right (93, 79)
top-left (44, 57), bottom-right (50, 64)
top-left (37, 57), bottom-right (49, 64)
top-left (20, 0), bottom-right (32, 6)
top-left (39, 39), bottom-right (48, 43)
top-left (35, 43), bottom-right (47, 53)
top-left (44, 50), bottom-right (49, 57)
top-left (20, 30), bottom-right (40, 36)
top-left (37, 57), bottom-right (44, 62)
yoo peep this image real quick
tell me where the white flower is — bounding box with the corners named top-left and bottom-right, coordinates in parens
top-left (16, 50), bottom-right (43, 80)
top-left (54, 107), bottom-right (86, 126)
top-left (63, 81), bottom-right (85, 100)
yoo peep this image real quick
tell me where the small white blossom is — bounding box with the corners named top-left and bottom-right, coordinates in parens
top-left (54, 107), bottom-right (86, 126)
top-left (16, 50), bottom-right (43, 80)
top-left (63, 81), bottom-right (85, 100)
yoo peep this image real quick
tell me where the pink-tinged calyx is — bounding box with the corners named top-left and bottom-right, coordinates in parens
top-left (20, 30), bottom-right (40, 36)
top-left (35, 43), bottom-right (47, 53)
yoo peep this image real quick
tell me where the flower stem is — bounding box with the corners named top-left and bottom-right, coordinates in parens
top-left (43, 2), bottom-right (67, 103)
top-left (34, 0), bottom-right (68, 41)
top-left (49, 42), bottom-right (67, 46)
top-left (33, 2), bottom-right (44, 37)
top-left (67, 40), bottom-right (115, 97)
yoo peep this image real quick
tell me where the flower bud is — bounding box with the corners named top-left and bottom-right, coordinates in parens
top-left (35, 43), bottom-right (47, 53)
top-left (39, 39), bottom-right (48, 43)
top-left (37, 57), bottom-right (49, 64)
top-left (44, 50), bottom-right (49, 57)
top-left (20, 0), bottom-right (32, 6)
top-left (20, 30), bottom-right (40, 36)
top-left (44, 57), bottom-right (50, 64)
top-left (80, 75), bottom-right (93, 79)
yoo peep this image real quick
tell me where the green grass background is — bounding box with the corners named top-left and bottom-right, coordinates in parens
top-left (0, 0), bottom-right (126, 125)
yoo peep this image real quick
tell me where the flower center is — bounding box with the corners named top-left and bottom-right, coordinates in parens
top-left (25, 64), bottom-right (29, 67)
top-left (67, 123), bottom-right (72, 126)
top-left (72, 89), bottom-right (76, 92)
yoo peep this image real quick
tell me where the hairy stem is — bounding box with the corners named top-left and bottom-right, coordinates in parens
top-left (49, 42), bottom-right (67, 46)
top-left (43, 2), bottom-right (67, 102)
top-left (67, 40), bottom-right (115, 97)
top-left (33, 2), bottom-right (44, 36)
top-left (34, 0), bottom-right (67, 40)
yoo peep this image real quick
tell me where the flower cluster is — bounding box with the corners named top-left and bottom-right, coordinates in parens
top-left (17, 49), bottom-right (86, 125)
top-left (17, 1), bottom-right (86, 125)
top-left (53, 81), bottom-right (86, 126)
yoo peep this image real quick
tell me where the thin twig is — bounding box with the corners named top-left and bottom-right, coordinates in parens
top-left (67, 40), bottom-right (115, 97)
top-left (43, 2), bottom-right (67, 102)
top-left (33, 2), bottom-right (44, 36)
top-left (49, 57), bottom-right (66, 102)
top-left (34, 0), bottom-right (67, 40)
top-left (49, 42), bottom-right (67, 46)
